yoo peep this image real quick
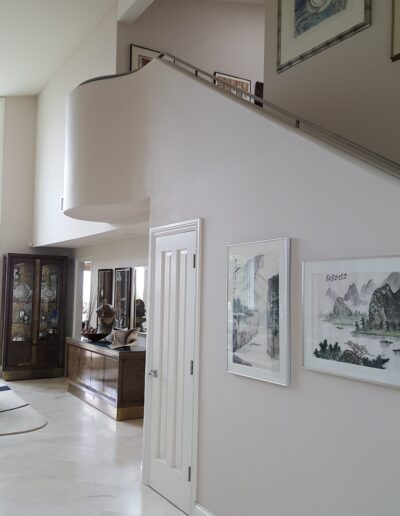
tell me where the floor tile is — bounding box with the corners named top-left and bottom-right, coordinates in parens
top-left (0, 378), bottom-right (185, 516)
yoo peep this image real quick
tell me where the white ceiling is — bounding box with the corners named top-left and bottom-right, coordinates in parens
top-left (0, 0), bottom-right (262, 97)
top-left (0, 0), bottom-right (116, 96)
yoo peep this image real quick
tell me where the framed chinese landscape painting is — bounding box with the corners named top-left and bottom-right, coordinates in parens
top-left (303, 256), bottom-right (400, 388)
top-left (278, 0), bottom-right (371, 72)
top-left (227, 238), bottom-right (290, 386)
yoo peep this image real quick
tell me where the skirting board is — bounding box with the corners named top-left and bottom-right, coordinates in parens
top-left (194, 504), bottom-right (215, 516)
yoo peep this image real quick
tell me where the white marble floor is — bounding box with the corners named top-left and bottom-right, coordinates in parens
top-left (0, 378), bottom-right (184, 516)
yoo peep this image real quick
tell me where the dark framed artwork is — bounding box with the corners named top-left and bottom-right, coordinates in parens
top-left (130, 44), bottom-right (161, 72)
top-left (214, 72), bottom-right (251, 101)
top-left (278, 0), bottom-right (371, 72)
top-left (114, 268), bottom-right (132, 329)
top-left (392, 0), bottom-right (400, 61)
top-left (254, 81), bottom-right (264, 107)
top-left (97, 269), bottom-right (113, 308)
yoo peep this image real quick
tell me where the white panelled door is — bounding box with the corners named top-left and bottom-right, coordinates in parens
top-left (147, 225), bottom-right (198, 515)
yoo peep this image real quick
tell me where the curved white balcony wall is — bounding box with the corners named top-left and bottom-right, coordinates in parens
top-left (64, 65), bottom-right (155, 224)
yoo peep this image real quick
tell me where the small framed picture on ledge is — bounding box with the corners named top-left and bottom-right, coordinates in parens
top-left (130, 44), bottom-right (161, 71)
top-left (214, 72), bottom-right (251, 101)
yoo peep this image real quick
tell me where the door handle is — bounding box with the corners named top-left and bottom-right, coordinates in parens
top-left (149, 369), bottom-right (158, 378)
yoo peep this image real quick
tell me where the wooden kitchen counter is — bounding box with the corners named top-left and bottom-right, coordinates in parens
top-left (66, 337), bottom-right (146, 420)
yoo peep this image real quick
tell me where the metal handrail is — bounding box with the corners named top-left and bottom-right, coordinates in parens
top-left (78, 50), bottom-right (400, 179)
top-left (159, 51), bottom-right (400, 180)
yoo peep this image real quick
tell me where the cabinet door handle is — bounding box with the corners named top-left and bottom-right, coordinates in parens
top-left (148, 369), bottom-right (158, 378)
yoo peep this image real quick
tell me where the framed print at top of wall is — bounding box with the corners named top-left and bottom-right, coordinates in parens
top-left (303, 256), bottom-right (400, 389)
top-left (130, 44), bottom-right (161, 72)
top-left (227, 238), bottom-right (290, 386)
top-left (214, 72), bottom-right (251, 101)
top-left (278, 0), bottom-right (371, 72)
top-left (392, 0), bottom-right (400, 61)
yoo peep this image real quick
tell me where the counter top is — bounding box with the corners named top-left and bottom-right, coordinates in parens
top-left (66, 337), bottom-right (145, 358)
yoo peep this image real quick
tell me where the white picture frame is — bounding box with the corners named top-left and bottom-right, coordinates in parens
top-left (278, 0), bottom-right (371, 72)
top-left (303, 256), bottom-right (400, 388)
top-left (227, 238), bottom-right (290, 386)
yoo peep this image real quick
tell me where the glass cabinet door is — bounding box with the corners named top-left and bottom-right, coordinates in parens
top-left (38, 263), bottom-right (62, 343)
top-left (8, 259), bottom-right (35, 367)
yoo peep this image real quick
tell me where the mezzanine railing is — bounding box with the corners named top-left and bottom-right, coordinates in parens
top-left (81, 51), bottom-right (400, 180)
top-left (159, 52), bottom-right (400, 180)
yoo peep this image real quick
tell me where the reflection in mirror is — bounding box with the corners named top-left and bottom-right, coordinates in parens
top-left (81, 261), bottom-right (92, 330)
top-left (114, 268), bottom-right (132, 329)
top-left (97, 269), bottom-right (113, 306)
top-left (135, 266), bottom-right (148, 332)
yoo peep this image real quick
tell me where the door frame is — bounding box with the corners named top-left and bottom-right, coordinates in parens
top-left (142, 218), bottom-right (202, 516)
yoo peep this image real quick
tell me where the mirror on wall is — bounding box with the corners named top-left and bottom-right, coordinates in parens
top-left (97, 269), bottom-right (113, 307)
top-left (81, 261), bottom-right (92, 330)
top-left (134, 266), bottom-right (148, 332)
top-left (114, 268), bottom-right (132, 329)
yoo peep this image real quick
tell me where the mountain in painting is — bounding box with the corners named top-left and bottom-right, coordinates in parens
top-left (382, 272), bottom-right (400, 293)
top-left (326, 287), bottom-right (337, 302)
top-left (369, 284), bottom-right (400, 329)
top-left (360, 279), bottom-right (376, 300)
top-left (332, 297), bottom-right (352, 319)
top-left (344, 283), bottom-right (362, 306)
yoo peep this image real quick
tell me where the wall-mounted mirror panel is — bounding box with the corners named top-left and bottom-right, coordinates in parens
top-left (134, 266), bottom-right (148, 332)
top-left (97, 269), bottom-right (113, 307)
top-left (114, 267), bottom-right (132, 329)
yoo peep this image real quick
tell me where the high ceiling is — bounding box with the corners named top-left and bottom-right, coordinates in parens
top-left (0, 0), bottom-right (116, 96)
top-left (0, 0), bottom-right (263, 97)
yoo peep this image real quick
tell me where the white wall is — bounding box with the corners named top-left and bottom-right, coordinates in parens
top-left (33, 4), bottom-right (119, 247)
top-left (1, 97), bottom-right (37, 254)
top-left (117, 0), bottom-right (265, 91)
top-left (74, 234), bottom-right (148, 268)
top-left (264, 0), bottom-right (400, 163)
top-left (120, 61), bottom-right (400, 516)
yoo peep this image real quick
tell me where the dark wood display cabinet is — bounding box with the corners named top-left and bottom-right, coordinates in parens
top-left (1, 253), bottom-right (68, 381)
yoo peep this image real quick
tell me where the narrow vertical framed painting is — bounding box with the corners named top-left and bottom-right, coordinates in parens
top-left (114, 268), bottom-right (132, 329)
top-left (278, 0), bottom-right (371, 72)
top-left (303, 256), bottom-right (400, 388)
top-left (227, 238), bottom-right (290, 386)
top-left (97, 269), bottom-right (113, 307)
top-left (392, 0), bottom-right (400, 61)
